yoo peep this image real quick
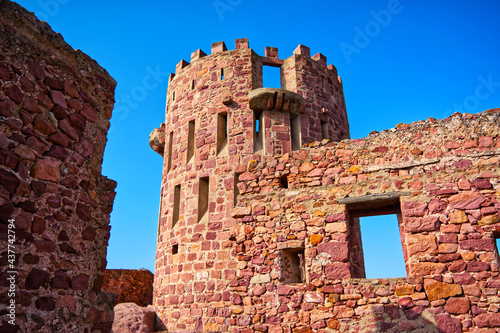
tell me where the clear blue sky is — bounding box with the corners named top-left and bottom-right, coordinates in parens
top-left (15, 0), bottom-right (500, 277)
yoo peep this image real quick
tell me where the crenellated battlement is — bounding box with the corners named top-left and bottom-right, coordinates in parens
top-left (170, 38), bottom-right (340, 78)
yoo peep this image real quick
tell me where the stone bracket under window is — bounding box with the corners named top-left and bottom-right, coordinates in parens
top-left (248, 88), bottom-right (305, 114)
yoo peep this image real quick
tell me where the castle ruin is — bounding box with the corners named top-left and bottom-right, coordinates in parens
top-left (0, 0), bottom-right (498, 331)
top-left (150, 39), bottom-right (500, 332)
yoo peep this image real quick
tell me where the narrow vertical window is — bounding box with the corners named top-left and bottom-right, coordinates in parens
top-left (186, 121), bottom-right (195, 163)
top-left (167, 131), bottom-right (173, 172)
top-left (279, 175), bottom-right (288, 189)
top-left (191, 80), bottom-right (195, 90)
top-left (198, 177), bottom-right (209, 222)
top-left (220, 68), bottom-right (225, 80)
top-left (157, 188), bottom-right (164, 240)
top-left (290, 114), bottom-right (301, 151)
top-left (254, 110), bottom-right (264, 154)
top-left (281, 248), bottom-right (305, 283)
top-left (217, 113), bottom-right (228, 155)
top-left (321, 120), bottom-right (328, 141)
top-left (233, 172), bottom-right (241, 206)
top-left (494, 233), bottom-right (499, 263)
top-left (172, 185), bottom-right (181, 228)
top-left (172, 91), bottom-right (176, 101)
top-left (172, 244), bottom-right (178, 255)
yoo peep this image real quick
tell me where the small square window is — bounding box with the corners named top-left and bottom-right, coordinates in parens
top-left (281, 248), bottom-right (305, 283)
top-left (263, 65), bottom-right (281, 88)
top-left (172, 244), bottom-right (178, 255)
top-left (279, 175), bottom-right (288, 189)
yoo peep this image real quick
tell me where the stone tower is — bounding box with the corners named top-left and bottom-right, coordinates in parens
top-left (149, 38), bottom-right (349, 331)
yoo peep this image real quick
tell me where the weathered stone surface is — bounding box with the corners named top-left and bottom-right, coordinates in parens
top-left (111, 303), bottom-right (156, 333)
top-left (460, 239), bottom-right (495, 251)
top-left (435, 314), bottom-right (462, 333)
top-left (449, 210), bottom-right (468, 224)
top-left (407, 234), bottom-right (437, 256)
top-left (102, 269), bottom-right (154, 307)
top-left (325, 263), bottom-right (350, 278)
top-left (444, 297), bottom-right (470, 314)
top-left (448, 191), bottom-right (486, 210)
top-left (404, 216), bottom-right (439, 232)
top-left (424, 280), bottom-right (462, 301)
top-left (475, 313), bottom-right (500, 328)
top-left (317, 242), bottom-right (348, 262)
top-left (31, 158), bottom-right (61, 182)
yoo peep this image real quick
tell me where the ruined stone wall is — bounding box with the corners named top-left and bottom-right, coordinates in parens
top-left (229, 110), bottom-right (500, 332)
top-left (102, 269), bottom-right (154, 307)
top-left (151, 39), bottom-right (349, 332)
top-left (0, 1), bottom-right (116, 332)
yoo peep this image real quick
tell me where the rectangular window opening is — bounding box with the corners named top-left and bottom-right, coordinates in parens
top-left (254, 111), bottom-right (264, 154)
top-left (359, 214), bottom-right (406, 279)
top-left (217, 113), bottom-right (228, 155)
top-left (172, 185), bottom-right (181, 228)
top-left (263, 65), bottom-right (281, 89)
top-left (186, 121), bottom-right (195, 163)
top-left (198, 177), bottom-right (209, 223)
top-left (220, 68), bottom-right (225, 80)
top-left (233, 172), bottom-right (241, 206)
top-left (494, 233), bottom-right (500, 264)
top-left (172, 244), bottom-right (178, 255)
top-left (290, 114), bottom-right (301, 151)
top-left (167, 131), bottom-right (173, 172)
top-left (191, 80), bottom-right (195, 90)
top-left (343, 194), bottom-right (406, 279)
top-left (321, 120), bottom-right (328, 141)
top-left (172, 91), bottom-right (176, 101)
top-left (281, 248), bottom-right (305, 284)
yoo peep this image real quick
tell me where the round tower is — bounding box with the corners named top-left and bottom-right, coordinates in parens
top-left (149, 38), bottom-right (349, 332)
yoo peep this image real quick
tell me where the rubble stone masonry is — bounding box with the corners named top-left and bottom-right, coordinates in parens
top-left (151, 39), bottom-right (500, 332)
top-left (102, 269), bottom-right (154, 307)
top-left (0, 1), bottom-right (116, 332)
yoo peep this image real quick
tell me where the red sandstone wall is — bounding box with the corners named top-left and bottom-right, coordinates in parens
top-left (102, 269), bottom-right (154, 307)
top-left (152, 39), bottom-right (350, 332)
top-left (0, 1), bottom-right (116, 332)
top-left (230, 110), bottom-right (500, 332)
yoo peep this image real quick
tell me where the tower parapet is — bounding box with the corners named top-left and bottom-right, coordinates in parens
top-left (150, 39), bottom-right (349, 332)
